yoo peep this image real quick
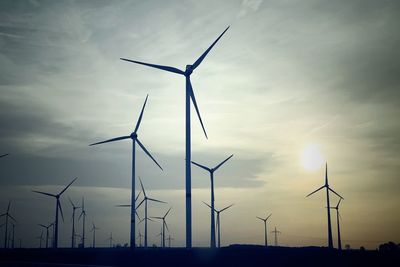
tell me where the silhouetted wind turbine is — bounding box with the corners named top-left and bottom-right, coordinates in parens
top-left (90, 95), bottom-right (163, 249)
top-left (271, 226), bottom-right (281, 246)
top-left (136, 178), bottom-right (166, 248)
top-left (137, 231), bottom-right (143, 247)
top-left (10, 223), bottom-right (15, 249)
top-left (91, 222), bottom-right (99, 248)
top-left (156, 227), bottom-right (163, 247)
top-left (151, 207), bottom-right (171, 248)
top-left (36, 230), bottom-right (44, 248)
top-left (257, 213), bottom-right (272, 247)
top-left (107, 232), bottom-right (113, 248)
top-left (1, 201), bottom-right (16, 249)
top-left (33, 177), bottom-right (77, 248)
top-left (68, 197), bottom-right (80, 248)
top-left (203, 202), bottom-right (233, 248)
top-left (306, 163), bottom-right (343, 249)
top-left (38, 223), bottom-right (53, 248)
top-left (330, 198), bottom-right (343, 250)
top-left (192, 154), bottom-right (233, 248)
top-left (78, 197), bottom-right (87, 248)
top-left (167, 235), bottom-right (174, 248)
top-left (121, 26), bottom-right (230, 248)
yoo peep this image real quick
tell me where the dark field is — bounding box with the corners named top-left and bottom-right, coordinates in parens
top-left (0, 245), bottom-right (399, 267)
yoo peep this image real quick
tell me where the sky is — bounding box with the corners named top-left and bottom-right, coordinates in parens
top-left (0, 0), bottom-right (399, 249)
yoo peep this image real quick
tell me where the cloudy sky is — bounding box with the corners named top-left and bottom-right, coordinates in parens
top-left (0, 0), bottom-right (399, 249)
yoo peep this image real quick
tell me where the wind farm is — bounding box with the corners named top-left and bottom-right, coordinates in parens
top-left (0, 1), bottom-right (399, 267)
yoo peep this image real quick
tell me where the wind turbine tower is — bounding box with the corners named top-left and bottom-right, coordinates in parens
top-left (257, 213), bottom-right (272, 247)
top-left (330, 199), bottom-right (343, 250)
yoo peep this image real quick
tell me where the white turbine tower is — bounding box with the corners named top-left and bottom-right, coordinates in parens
top-left (121, 27), bottom-right (230, 248)
top-left (33, 177), bottom-right (77, 248)
top-left (90, 94), bottom-right (163, 249)
top-left (191, 154), bottom-right (233, 248)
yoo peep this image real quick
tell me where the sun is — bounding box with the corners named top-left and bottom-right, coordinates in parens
top-left (300, 144), bottom-right (324, 171)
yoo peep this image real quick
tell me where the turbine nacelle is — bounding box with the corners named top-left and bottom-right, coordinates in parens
top-left (185, 65), bottom-right (193, 76)
top-left (130, 132), bottom-right (138, 139)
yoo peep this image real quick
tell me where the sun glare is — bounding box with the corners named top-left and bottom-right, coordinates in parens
top-left (301, 144), bottom-right (324, 171)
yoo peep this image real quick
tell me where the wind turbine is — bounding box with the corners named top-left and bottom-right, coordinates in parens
top-left (257, 213), bottom-right (272, 247)
top-left (137, 231), bottom-right (143, 247)
top-left (192, 154), bottom-right (233, 248)
top-left (151, 207), bottom-right (172, 248)
top-left (36, 230), bottom-right (44, 248)
top-left (107, 232), bottom-right (114, 248)
top-left (38, 223), bottom-right (53, 248)
top-left (271, 226), bottom-right (281, 246)
top-left (306, 163), bottom-right (343, 249)
top-left (1, 201), bottom-right (16, 249)
top-left (330, 199), bottom-right (343, 250)
top-left (136, 177), bottom-right (166, 248)
top-left (68, 197), bottom-right (80, 248)
top-left (90, 94), bottom-right (163, 249)
top-left (33, 177), bottom-right (77, 248)
top-left (10, 223), bottom-right (15, 249)
top-left (156, 227), bottom-right (163, 247)
top-left (121, 26), bottom-right (230, 248)
top-left (167, 235), bottom-right (174, 248)
top-left (78, 197), bottom-right (87, 248)
top-left (203, 202), bottom-right (233, 248)
top-left (91, 222), bottom-right (99, 248)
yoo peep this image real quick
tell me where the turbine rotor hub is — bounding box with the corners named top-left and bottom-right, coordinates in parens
top-left (130, 132), bottom-right (138, 139)
top-left (185, 65), bottom-right (193, 76)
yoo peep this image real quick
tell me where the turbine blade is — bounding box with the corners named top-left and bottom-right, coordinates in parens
top-left (32, 190), bottom-right (56, 198)
top-left (136, 138), bottom-right (163, 171)
top-left (0, 153), bottom-right (10, 158)
top-left (38, 224), bottom-right (46, 228)
top-left (266, 213), bottom-right (272, 221)
top-left (328, 187), bottom-right (344, 200)
top-left (256, 216), bottom-right (264, 221)
top-left (306, 185), bottom-right (325, 197)
top-left (7, 201), bottom-right (11, 212)
top-left (336, 198), bottom-right (342, 209)
top-left (214, 154), bottom-right (234, 171)
top-left (68, 196), bottom-right (74, 208)
top-left (8, 214), bottom-right (17, 222)
top-left (139, 177), bottom-right (146, 197)
top-left (191, 26), bottom-right (230, 70)
top-left (147, 197), bottom-right (166, 204)
top-left (0, 213), bottom-right (6, 218)
top-left (134, 94), bottom-right (149, 134)
top-left (188, 79), bottom-right (208, 139)
top-left (58, 200), bottom-right (64, 222)
top-left (147, 217), bottom-right (155, 222)
top-left (136, 198), bottom-right (145, 209)
top-left (82, 197), bottom-right (85, 210)
top-left (202, 201), bottom-right (213, 210)
top-left (164, 207), bottom-right (172, 218)
top-left (191, 161), bottom-right (211, 172)
top-left (135, 191), bottom-right (142, 202)
top-left (220, 204), bottom-right (234, 212)
top-left (151, 217), bottom-right (163, 219)
top-left (78, 211), bottom-right (83, 221)
top-left (89, 135), bottom-right (130, 146)
top-left (164, 220), bottom-right (169, 232)
top-left (135, 211), bottom-right (140, 220)
top-left (116, 204), bottom-right (131, 207)
top-left (120, 58), bottom-right (185, 75)
top-left (59, 177), bottom-right (77, 196)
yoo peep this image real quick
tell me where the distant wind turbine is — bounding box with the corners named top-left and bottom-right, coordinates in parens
top-left (78, 197), bottom-right (87, 248)
top-left (192, 154), bottom-right (233, 248)
top-left (257, 213), bottom-right (272, 247)
top-left (106, 232), bottom-right (113, 248)
top-left (68, 197), bottom-right (80, 248)
top-left (121, 26), bottom-right (230, 248)
top-left (156, 227), bottom-right (163, 247)
top-left (91, 222), bottom-right (99, 248)
top-left (136, 177), bottom-right (166, 248)
top-left (33, 177), bottom-right (77, 248)
top-left (137, 231), bottom-right (143, 247)
top-left (90, 94), bottom-right (163, 249)
top-left (38, 223), bottom-right (53, 249)
top-left (330, 198), bottom-right (343, 250)
top-left (271, 226), bottom-right (281, 246)
top-left (36, 230), bottom-right (44, 248)
top-left (151, 207), bottom-right (172, 248)
top-left (167, 235), bottom-right (174, 248)
top-left (306, 163), bottom-right (343, 249)
top-left (10, 223), bottom-right (15, 249)
top-left (203, 202), bottom-right (233, 248)
top-left (1, 201), bottom-right (16, 249)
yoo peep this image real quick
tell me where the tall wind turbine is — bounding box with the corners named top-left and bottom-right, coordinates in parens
top-left (91, 222), bottom-right (99, 248)
top-left (257, 213), bottom-right (272, 247)
top-left (306, 163), bottom-right (343, 249)
top-left (192, 154), bottom-right (233, 248)
top-left (121, 26), bottom-right (230, 248)
top-left (271, 226), bottom-right (281, 246)
top-left (203, 202), bottom-right (233, 248)
top-left (68, 197), bottom-right (80, 248)
top-left (90, 94), bottom-right (163, 249)
top-left (33, 177), bottom-right (77, 248)
top-left (156, 227), bottom-right (163, 247)
top-left (1, 201), bottom-right (16, 249)
top-left (38, 223), bottom-right (53, 248)
top-left (107, 232), bottom-right (113, 248)
top-left (330, 199), bottom-right (343, 250)
top-left (78, 197), bottom-right (87, 248)
top-left (136, 177), bottom-right (166, 248)
top-left (151, 207), bottom-right (172, 248)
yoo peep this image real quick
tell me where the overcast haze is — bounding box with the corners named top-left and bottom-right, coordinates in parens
top-left (1, 0), bottom-right (399, 249)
